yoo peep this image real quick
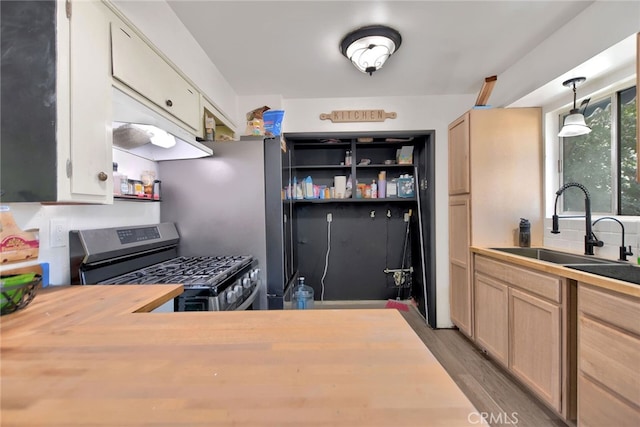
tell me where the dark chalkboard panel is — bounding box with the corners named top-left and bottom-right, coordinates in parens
top-left (1, 0), bottom-right (57, 202)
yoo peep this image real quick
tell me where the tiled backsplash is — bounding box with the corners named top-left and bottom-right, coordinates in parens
top-left (544, 217), bottom-right (640, 262)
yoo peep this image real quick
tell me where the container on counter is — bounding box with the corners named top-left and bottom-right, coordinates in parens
top-left (120, 174), bottom-right (129, 195)
top-left (291, 276), bottom-right (314, 309)
top-left (128, 179), bottom-right (144, 196)
top-left (518, 218), bottom-right (531, 247)
top-left (141, 170), bottom-right (156, 197)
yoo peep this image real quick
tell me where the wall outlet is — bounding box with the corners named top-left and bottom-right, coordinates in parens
top-left (327, 213), bottom-right (332, 223)
top-left (50, 218), bottom-right (67, 248)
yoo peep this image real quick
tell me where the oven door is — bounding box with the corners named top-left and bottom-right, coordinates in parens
top-left (175, 289), bottom-right (213, 311)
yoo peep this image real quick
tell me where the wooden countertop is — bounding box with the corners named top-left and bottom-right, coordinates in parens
top-left (0, 285), bottom-right (480, 426)
top-left (472, 246), bottom-right (640, 297)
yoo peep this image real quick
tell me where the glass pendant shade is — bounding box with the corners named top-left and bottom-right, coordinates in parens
top-left (340, 25), bottom-right (402, 75)
top-left (558, 110), bottom-right (592, 137)
top-left (558, 76), bottom-right (591, 138)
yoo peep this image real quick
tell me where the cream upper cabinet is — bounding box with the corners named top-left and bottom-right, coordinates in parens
top-left (111, 20), bottom-right (200, 132)
top-left (65, 0), bottom-right (113, 202)
top-left (0, 0), bottom-right (112, 203)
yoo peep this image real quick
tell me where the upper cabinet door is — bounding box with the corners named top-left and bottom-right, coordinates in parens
top-left (68, 0), bottom-right (112, 201)
top-left (448, 112), bottom-right (471, 195)
top-left (111, 21), bottom-right (200, 131)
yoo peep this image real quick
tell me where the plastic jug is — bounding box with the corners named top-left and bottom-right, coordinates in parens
top-left (291, 276), bottom-right (314, 309)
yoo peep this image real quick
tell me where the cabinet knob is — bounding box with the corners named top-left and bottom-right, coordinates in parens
top-left (165, 99), bottom-right (173, 107)
top-left (97, 172), bottom-right (108, 182)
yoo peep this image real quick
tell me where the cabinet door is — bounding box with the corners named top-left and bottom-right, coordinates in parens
top-left (449, 194), bottom-right (472, 336)
top-left (474, 273), bottom-right (508, 366)
top-left (510, 288), bottom-right (561, 411)
top-left (68, 0), bottom-right (112, 202)
top-left (111, 21), bottom-right (200, 131)
top-left (448, 112), bottom-right (470, 195)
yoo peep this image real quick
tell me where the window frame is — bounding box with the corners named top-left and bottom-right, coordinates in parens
top-left (558, 84), bottom-right (637, 216)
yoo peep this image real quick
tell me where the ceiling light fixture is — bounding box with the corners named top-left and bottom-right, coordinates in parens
top-left (558, 77), bottom-right (592, 138)
top-left (340, 25), bottom-right (402, 76)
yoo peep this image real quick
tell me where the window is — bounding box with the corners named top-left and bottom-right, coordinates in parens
top-left (560, 85), bottom-right (638, 216)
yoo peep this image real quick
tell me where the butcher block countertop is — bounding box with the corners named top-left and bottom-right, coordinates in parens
top-left (0, 285), bottom-right (480, 426)
top-left (472, 246), bottom-right (640, 297)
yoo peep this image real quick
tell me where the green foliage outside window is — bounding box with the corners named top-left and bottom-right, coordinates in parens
top-left (561, 86), bottom-right (638, 216)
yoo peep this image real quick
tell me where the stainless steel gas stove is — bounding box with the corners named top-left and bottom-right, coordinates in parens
top-left (69, 223), bottom-right (260, 311)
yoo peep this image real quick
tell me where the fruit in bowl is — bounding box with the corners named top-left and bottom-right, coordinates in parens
top-left (1, 273), bottom-right (40, 315)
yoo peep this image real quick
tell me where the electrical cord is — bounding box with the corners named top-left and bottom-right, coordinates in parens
top-left (320, 219), bottom-right (331, 301)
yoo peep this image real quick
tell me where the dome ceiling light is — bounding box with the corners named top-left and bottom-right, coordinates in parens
top-left (558, 77), bottom-right (592, 138)
top-left (340, 25), bottom-right (402, 76)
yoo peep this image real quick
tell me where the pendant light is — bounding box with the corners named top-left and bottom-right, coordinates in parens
top-left (558, 77), bottom-right (592, 137)
top-left (340, 25), bottom-right (402, 76)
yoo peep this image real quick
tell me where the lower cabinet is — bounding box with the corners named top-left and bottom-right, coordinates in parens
top-left (578, 283), bottom-right (640, 427)
top-left (510, 287), bottom-right (561, 410)
top-left (449, 195), bottom-right (472, 337)
top-left (474, 274), bottom-right (508, 365)
top-left (474, 255), bottom-right (573, 419)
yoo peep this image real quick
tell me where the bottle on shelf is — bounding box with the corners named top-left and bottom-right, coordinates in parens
top-left (378, 171), bottom-right (386, 198)
top-left (371, 179), bottom-right (378, 198)
top-left (112, 162), bottom-right (122, 196)
top-left (345, 150), bottom-right (352, 166)
top-left (291, 276), bottom-right (314, 309)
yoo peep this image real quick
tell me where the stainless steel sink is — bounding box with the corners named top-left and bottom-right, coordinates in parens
top-left (490, 247), bottom-right (617, 265)
top-left (490, 247), bottom-right (639, 285)
top-left (565, 264), bottom-right (640, 285)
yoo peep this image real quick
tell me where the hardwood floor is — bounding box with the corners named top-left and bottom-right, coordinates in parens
top-left (313, 300), bottom-right (571, 427)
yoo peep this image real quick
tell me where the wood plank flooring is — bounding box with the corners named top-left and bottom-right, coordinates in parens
top-left (312, 300), bottom-right (572, 427)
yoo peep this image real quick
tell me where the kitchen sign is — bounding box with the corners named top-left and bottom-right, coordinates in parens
top-left (320, 109), bottom-right (397, 123)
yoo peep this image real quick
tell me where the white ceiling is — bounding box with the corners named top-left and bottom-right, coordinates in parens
top-left (165, 0), bottom-right (636, 105)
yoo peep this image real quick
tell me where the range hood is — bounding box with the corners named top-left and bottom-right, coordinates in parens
top-left (112, 87), bottom-right (213, 161)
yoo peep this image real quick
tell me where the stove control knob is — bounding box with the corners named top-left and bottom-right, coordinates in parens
top-left (226, 288), bottom-right (236, 304)
top-left (250, 268), bottom-right (260, 281)
top-left (234, 284), bottom-right (243, 295)
top-left (242, 277), bottom-right (252, 289)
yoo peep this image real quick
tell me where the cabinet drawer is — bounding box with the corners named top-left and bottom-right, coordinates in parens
top-left (579, 284), bottom-right (640, 336)
top-left (579, 315), bottom-right (640, 403)
top-left (578, 374), bottom-right (640, 427)
top-left (475, 255), bottom-right (561, 303)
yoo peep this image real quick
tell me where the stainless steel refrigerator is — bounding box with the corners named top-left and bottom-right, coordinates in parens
top-left (158, 136), bottom-right (291, 310)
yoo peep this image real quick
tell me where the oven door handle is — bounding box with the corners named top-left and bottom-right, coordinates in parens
top-left (235, 282), bottom-right (260, 310)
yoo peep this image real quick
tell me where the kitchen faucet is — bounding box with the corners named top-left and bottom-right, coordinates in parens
top-left (592, 217), bottom-right (634, 261)
top-left (551, 182), bottom-right (603, 255)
